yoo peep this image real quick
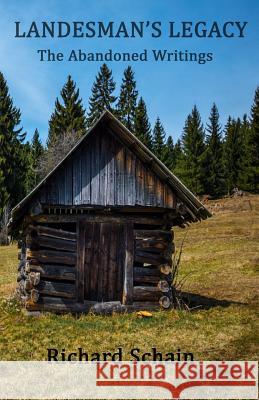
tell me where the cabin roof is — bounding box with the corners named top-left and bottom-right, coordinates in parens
top-left (10, 110), bottom-right (211, 224)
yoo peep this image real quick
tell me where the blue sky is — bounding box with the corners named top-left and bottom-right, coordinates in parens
top-left (0, 0), bottom-right (258, 143)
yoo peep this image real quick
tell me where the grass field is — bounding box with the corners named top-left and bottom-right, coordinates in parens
top-left (0, 195), bottom-right (258, 362)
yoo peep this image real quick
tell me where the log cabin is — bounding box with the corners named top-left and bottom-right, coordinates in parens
top-left (9, 110), bottom-right (211, 314)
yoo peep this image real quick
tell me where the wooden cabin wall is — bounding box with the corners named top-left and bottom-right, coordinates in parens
top-left (17, 224), bottom-right (78, 312)
top-left (17, 215), bottom-right (175, 314)
top-left (38, 129), bottom-right (176, 209)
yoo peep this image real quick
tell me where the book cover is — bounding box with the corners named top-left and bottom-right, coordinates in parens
top-left (0, 1), bottom-right (258, 399)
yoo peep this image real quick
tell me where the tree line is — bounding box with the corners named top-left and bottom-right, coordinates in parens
top-left (0, 65), bottom-right (259, 221)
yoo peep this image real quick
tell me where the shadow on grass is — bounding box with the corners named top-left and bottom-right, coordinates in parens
top-left (181, 291), bottom-right (246, 310)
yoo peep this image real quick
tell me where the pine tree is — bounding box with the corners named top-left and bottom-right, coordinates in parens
top-left (0, 123), bottom-right (10, 215)
top-left (117, 66), bottom-right (138, 131)
top-left (134, 97), bottom-right (152, 150)
top-left (152, 117), bottom-right (167, 162)
top-left (48, 75), bottom-right (87, 147)
top-left (173, 139), bottom-right (182, 169)
top-left (30, 129), bottom-right (44, 187)
top-left (163, 135), bottom-right (175, 170)
top-left (204, 103), bottom-right (225, 197)
top-left (0, 72), bottom-right (27, 214)
top-left (179, 105), bottom-right (206, 194)
top-left (247, 87), bottom-right (259, 191)
top-left (87, 64), bottom-right (116, 127)
top-left (223, 117), bottom-right (243, 194)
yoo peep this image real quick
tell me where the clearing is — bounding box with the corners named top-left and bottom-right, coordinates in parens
top-left (0, 195), bottom-right (258, 361)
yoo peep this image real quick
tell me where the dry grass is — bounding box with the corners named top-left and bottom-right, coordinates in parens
top-left (0, 195), bottom-right (258, 362)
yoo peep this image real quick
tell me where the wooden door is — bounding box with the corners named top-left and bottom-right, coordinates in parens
top-left (76, 222), bottom-right (133, 303)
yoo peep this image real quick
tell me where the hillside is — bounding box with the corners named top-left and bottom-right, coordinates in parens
top-left (0, 195), bottom-right (258, 361)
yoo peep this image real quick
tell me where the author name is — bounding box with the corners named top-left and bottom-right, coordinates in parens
top-left (47, 347), bottom-right (194, 361)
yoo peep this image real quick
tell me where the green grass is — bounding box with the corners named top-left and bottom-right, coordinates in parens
top-left (0, 195), bottom-right (258, 362)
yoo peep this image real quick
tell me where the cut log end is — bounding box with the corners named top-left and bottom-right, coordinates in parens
top-left (159, 295), bottom-right (171, 309)
top-left (157, 280), bottom-right (170, 293)
top-left (160, 264), bottom-right (172, 275)
top-left (31, 289), bottom-right (40, 303)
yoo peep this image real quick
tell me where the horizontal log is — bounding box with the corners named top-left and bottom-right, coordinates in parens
top-left (26, 250), bottom-right (77, 266)
top-left (30, 264), bottom-right (76, 281)
top-left (134, 265), bottom-right (160, 284)
top-left (89, 301), bottom-right (123, 315)
top-left (134, 266), bottom-right (160, 277)
top-left (29, 225), bottom-right (77, 241)
top-left (25, 298), bottom-right (162, 314)
top-left (134, 230), bottom-right (172, 241)
top-left (134, 275), bottom-right (160, 285)
top-left (27, 235), bottom-right (76, 252)
top-left (26, 297), bottom-right (96, 313)
top-left (135, 250), bottom-right (170, 265)
top-left (135, 239), bottom-right (168, 251)
top-left (133, 286), bottom-right (162, 301)
top-left (37, 280), bottom-right (76, 298)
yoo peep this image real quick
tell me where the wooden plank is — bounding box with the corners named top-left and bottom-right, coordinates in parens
top-left (26, 250), bottom-right (77, 265)
top-left (90, 132), bottom-right (100, 204)
top-left (84, 222), bottom-right (94, 300)
top-left (122, 223), bottom-right (134, 305)
top-left (124, 150), bottom-right (136, 206)
top-left (28, 235), bottom-right (76, 252)
top-left (115, 142), bottom-right (125, 205)
top-left (99, 134), bottom-right (107, 206)
top-left (156, 177), bottom-right (164, 207)
top-left (30, 225), bottom-right (77, 241)
top-left (116, 224), bottom-right (125, 300)
top-left (89, 223), bottom-right (100, 300)
top-left (73, 152), bottom-right (82, 205)
top-left (107, 224), bottom-right (117, 301)
top-left (145, 170), bottom-right (156, 206)
top-left (98, 223), bottom-right (110, 301)
top-left (135, 158), bottom-right (145, 206)
top-left (37, 280), bottom-right (76, 298)
top-left (106, 134), bottom-right (115, 205)
top-left (64, 162), bottom-right (73, 205)
top-left (164, 186), bottom-right (176, 209)
top-left (81, 144), bottom-right (91, 204)
top-left (33, 215), bottom-right (164, 225)
top-left (76, 221), bottom-right (85, 303)
top-left (30, 264), bottom-right (76, 281)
